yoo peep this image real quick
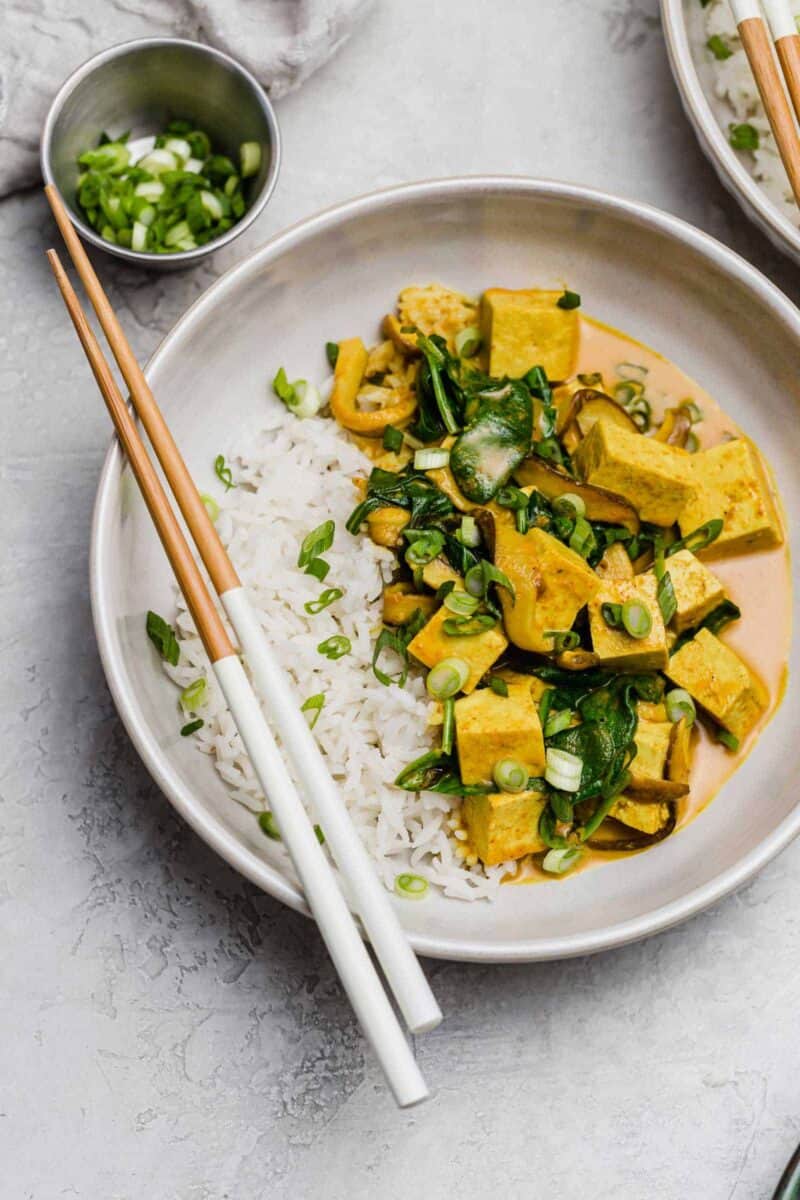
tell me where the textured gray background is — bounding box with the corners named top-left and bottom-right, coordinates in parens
top-left (3, 3), bottom-right (800, 1197)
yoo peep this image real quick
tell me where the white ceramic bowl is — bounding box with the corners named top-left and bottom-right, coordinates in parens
top-left (662, 0), bottom-right (800, 265)
top-left (91, 178), bottom-right (800, 962)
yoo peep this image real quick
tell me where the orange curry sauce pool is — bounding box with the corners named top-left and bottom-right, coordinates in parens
top-left (508, 315), bottom-right (791, 884)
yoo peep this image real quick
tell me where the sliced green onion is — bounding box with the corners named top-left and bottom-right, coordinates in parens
top-left (78, 142), bottom-right (130, 173)
top-left (495, 485), bottom-right (529, 511)
top-left (394, 872), bottom-right (429, 900)
top-left (543, 629), bottom-right (580, 653)
top-left (414, 447), bottom-right (450, 470)
top-left (544, 708), bottom-right (572, 738)
top-left (706, 33), bottom-right (733, 59)
top-left (666, 519), bottom-right (724, 558)
top-left (258, 811), bottom-right (281, 840)
top-left (454, 325), bottom-right (482, 357)
top-left (163, 136), bottom-right (191, 162)
top-left (224, 173), bottom-right (241, 195)
top-left (556, 289), bottom-right (581, 310)
top-left (304, 587), bottom-right (344, 615)
top-left (180, 718), bottom-right (204, 737)
top-left (489, 676), bottom-right (509, 697)
top-left (131, 221), bottom-right (148, 252)
top-left (382, 424), bottom-right (404, 453)
top-left (569, 516), bottom-right (597, 559)
top-left (463, 560), bottom-right (515, 602)
top-left (200, 492), bottom-right (220, 522)
top-left (615, 362), bottom-right (648, 382)
top-left (326, 341), bottom-right (340, 369)
top-left (545, 747), bottom-right (583, 793)
top-left (553, 492), bottom-right (586, 518)
top-left (301, 693), bottom-right (325, 729)
top-left (729, 122), bottom-right (759, 151)
top-left (146, 610), bottom-right (180, 666)
top-left (184, 157), bottom-right (204, 174)
top-left (686, 432), bottom-right (700, 454)
top-left (164, 219), bottom-right (192, 247)
top-left (200, 190), bottom-right (224, 220)
top-left (305, 558), bottom-right (330, 582)
top-left (405, 528), bottom-right (445, 566)
top-left (458, 515), bottom-right (481, 548)
top-left (621, 599), bottom-right (652, 639)
top-left (317, 635), bottom-right (351, 660)
top-left (493, 758), bottom-right (528, 793)
top-left (441, 697), bottom-right (455, 755)
top-left (542, 847), bottom-right (583, 875)
top-left (134, 180), bottom-right (164, 201)
top-left (240, 141), bottom-right (262, 178)
top-left (214, 454), bottom-right (236, 491)
top-left (180, 677), bottom-right (208, 712)
top-left (665, 688), bottom-right (696, 726)
top-left (314, 824), bottom-right (325, 845)
top-left (718, 729), bottom-right (740, 751)
top-left (442, 613), bottom-right (497, 637)
top-left (681, 399), bottom-right (703, 423)
top-left (657, 571), bottom-right (677, 625)
top-left (443, 590), bottom-right (480, 617)
top-left (289, 380), bottom-right (321, 419)
top-left (138, 148), bottom-right (179, 175)
top-left (426, 657), bottom-right (470, 699)
top-left (298, 520), bottom-right (335, 569)
top-left (578, 372), bottom-right (603, 387)
top-left (601, 602), bottom-right (624, 630)
top-left (100, 224), bottom-right (116, 244)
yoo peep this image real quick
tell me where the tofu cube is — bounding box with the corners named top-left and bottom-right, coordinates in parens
top-left (595, 541), bottom-right (634, 582)
top-left (421, 556), bottom-right (462, 591)
top-left (493, 525), bottom-right (600, 653)
top-left (588, 575), bottom-right (669, 670)
top-left (480, 288), bottom-right (579, 380)
top-left (462, 789), bottom-right (548, 865)
top-left (630, 719), bottom-right (673, 787)
top-left (649, 548), bottom-right (726, 634)
top-left (407, 605), bottom-right (508, 694)
top-left (679, 438), bottom-right (784, 557)
top-left (574, 418), bottom-right (695, 526)
top-left (609, 796), bottom-right (671, 836)
top-left (455, 687), bottom-right (546, 784)
top-left (665, 627), bottom-right (765, 740)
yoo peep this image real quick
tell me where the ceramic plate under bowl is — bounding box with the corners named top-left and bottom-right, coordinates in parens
top-left (662, 0), bottom-right (800, 266)
top-left (91, 177), bottom-right (800, 962)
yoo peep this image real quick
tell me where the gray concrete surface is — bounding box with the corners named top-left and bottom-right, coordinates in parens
top-left (3, 2), bottom-right (800, 1197)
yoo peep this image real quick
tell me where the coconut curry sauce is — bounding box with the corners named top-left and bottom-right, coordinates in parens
top-left (325, 285), bottom-right (790, 885)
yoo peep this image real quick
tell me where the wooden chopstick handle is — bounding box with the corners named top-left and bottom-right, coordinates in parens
top-left (44, 185), bottom-right (240, 597)
top-left (776, 35), bottom-right (800, 127)
top-left (738, 18), bottom-right (800, 207)
top-left (46, 250), bottom-right (235, 664)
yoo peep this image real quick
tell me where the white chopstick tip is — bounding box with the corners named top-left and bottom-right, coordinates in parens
top-left (763, 0), bottom-right (799, 41)
top-left (729, 0), bottom-right (762, 24)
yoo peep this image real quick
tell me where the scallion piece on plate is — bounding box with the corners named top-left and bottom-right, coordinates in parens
top-left (180, 718), bottom-right (204, 737)
top-left (543, 629), bottom-right (580, 653)
top-left (180, 677), bottom-right (208, 712)
top-left (665, 688), bottom-right (696, 726)
top-left (300, 692), bottom-right (325, 729)
top-left (493, 758), bottom-right (528, 793)
top-left (718, 729), bottom-right (740, 752)
top-left (542, 847), bottom-right (583, 875)
top-left (304, 587), bottom-right (344, 615)
top-left (425, 657), bottom-right (470, 699)
top-left (146, 610), bottom-right (180, 665)
top-left (454, 326), bottom-right (482, 358)
top-left (458, 515), bottom-right (481, 547)
top-left (556, 289), bottom-right (581, 310)
top-left (544, 708), bottom-right (572, 738)
top-left (443, 590), bottom-right (480, 617)
top-left (545, 747), bottom-right (583, 792)
top-left (382, 424), bottom-right (404, 453)
top-left (317, 634), bottom-right (351, 660)
top-left (441, 697), bottom-right (455, 755)
top-left (240, 141), bottom-right (262, 178)
top-left (258, 811), bottom-right (281, 840)
top-left (729, 122), bottom-right (759, 151)
top-left (569, 516), bottom-right (596, 559)
top-left (621, 599), bottom-right (652, 639)
top-left (200, 492), bottom-right (220, 522)
top-left (414, 447), bottom-right (450, 470)
top-left (553, 492), bottom-right (586, 518)
top-left (394, 872), bottom-right (429, 900)
top-left (214, 454), bottom-right (236, 491)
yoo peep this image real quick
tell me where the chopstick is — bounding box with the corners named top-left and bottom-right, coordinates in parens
top-left (47, 247), bottom-right (430, 1109)
top-left (762, 0), bottom-right (800, 124)
top-left (728, 0), bottom-right (800, 206)
top-left (44, 185), bottom-right (442, 1041)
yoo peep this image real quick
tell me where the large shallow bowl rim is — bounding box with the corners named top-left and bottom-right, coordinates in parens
top-left (91, 175), bottom-right (800, 962)
top-left (661, 0), bottom-right (800, 263)
top-left (40, 36), bottom-right (282, 267)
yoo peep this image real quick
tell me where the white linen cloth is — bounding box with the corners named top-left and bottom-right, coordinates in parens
top-left (0, 0), bottom-right (374, 197)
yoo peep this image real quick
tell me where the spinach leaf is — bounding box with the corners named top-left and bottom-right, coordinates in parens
top-left (346, 466), bottom-right (454, 534)
top-left (450, 379), bottom-right (533, 502)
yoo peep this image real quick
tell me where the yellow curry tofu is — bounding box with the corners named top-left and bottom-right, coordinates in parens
top-left (574, 418), bottom-right (695, 526)
top-left (493, 525), bottom-right (600, 653)
top-left (480, 288), bottom-right (579, 381)
top-left (648, 549), bottom-right (726, 634)
top-left (407, 606), bottom-right (508, 694)
top-left (588, 576), bottom-right (669, 671)
top-left (678, 438), bottom-right (783, 557)
top-left (665, 628), bottom-right (765, 740)
top-left (630, 719), bottom-right (673, 786)
top-left (455, 688), bottom-right (546, 785)
top-left (462, 789), bottom-right (548, 866)
top-left (609, 797), bottom-right (671, 836)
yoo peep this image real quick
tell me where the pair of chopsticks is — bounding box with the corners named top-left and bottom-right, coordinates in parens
top-left (44, 185), bottom-right (442, 1108)
top-left (729, 0), bottom-right (800, 204)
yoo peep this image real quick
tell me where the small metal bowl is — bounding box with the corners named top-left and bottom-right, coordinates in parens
top-left (41, 37), bottom-right (281, 270)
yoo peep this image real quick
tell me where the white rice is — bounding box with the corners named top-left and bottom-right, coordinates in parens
top-left (702, 0), bottom-right (800, 225)
top-left (164, 399), bottom-right (517, 901)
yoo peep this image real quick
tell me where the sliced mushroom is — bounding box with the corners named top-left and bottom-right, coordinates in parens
top-left (513, 456), bottom-right (640, 533)
top-left (654, 405), bottom-right (692, 448)
top-left (558, 388), bottom-right (639, 439)
top-left (623, 778), bottom-right (690, 803)
top-left (555, 649), bottom-right (600, 670)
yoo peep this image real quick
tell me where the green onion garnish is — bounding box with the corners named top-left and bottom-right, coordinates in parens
top-left (544, 708), bottom-right (572, 738)
top-left (426, 657), bottom-right (470, 699)
top-left (657, 571), bottom-right (677, 625)
top-left (441, 697), bottom-right (455, 755)
top-left (394, 872), bottom-right (429, 900)
top-left (665, 688), bottom-right (696, 726)
top-left (214, 454), bottom-right (236, 491)
top-left (621, 599), bottom-right (652, 639)
top-left (258, 811), bottom-right (281, 840)
top-left (305, 558), bottom-right (330, 582)
top-left (682, 399), bottom-right (703, 423)
top-left (556, 289), bottom-right (581, 310)
top-left (180, 718), bottom-right (204, 737)
top-left (545, 747), bottom-right (583, 793)
top-left (542, 847), bottom-right (583, 875)
top-left (404, 528), bottom-right (445, 566)
top-left (454, 326), bottom-right (482, 358)
top-left (666, 519), bottom-right (724, 558)
top-left (489, 676), bottom-right (509, 697)
top-left (718, 729), bottom-right (740, 752)
top-left (414, 447), bottom-right (451, 470)
top-left (686, 432), bottom-right (700, 453)
top-left (314, 824), bottom-right (325, 845)
top-left (304, 587), bottom-right (344, 615)
top-left (146, 610), bottom-right (180, 665)
top-left (326, 341), bottom-right (340, 369)
top-left (601, 602), bottom-right (624, 630)
top-left (544, 629), bottom-right (580, 652)
top-left (442, 613), bottom-right (497, 637)
top-left (443, 590), bottom-right (480, 617)
top-left (569, 516), bottom-right (597, 560)
top-left (382, 424), bottom-right (404, 453)
top-left (463, 560), bottom-right (515, 602)
top-left (180, 677), bottom-right (207, 712)
top-left (240, 141), bottom-right (262, 178)
top-left (553, 492), bottom-right (586, 519)
top-left (707, 34), bottom-right (733, 60)
top-left (317, 635), bottom-right (351, 660)
top-left (458, 515), bottom-right (481, 547)
top-left (298, 521), bottom-right (335, 571)
top-left (301, 693), bottom-right (325, 729)
top-left (493, 758), bottom-right (528, 793)
top-left (200, 492), bottom-right (220, 522)
top-left (273, 368), bottom-right (321, 419)
top-left (729, 122), bottom-right (760, 151)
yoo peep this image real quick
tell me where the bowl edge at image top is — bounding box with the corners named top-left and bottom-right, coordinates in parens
top-left (91, 176), bottom-right (800, 962)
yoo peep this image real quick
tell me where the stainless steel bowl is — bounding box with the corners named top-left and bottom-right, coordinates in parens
top-left (41, 38), bottom-right (281, 270)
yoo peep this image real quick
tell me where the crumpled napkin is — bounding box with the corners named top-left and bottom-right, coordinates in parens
top-left (0, 0), bottom-right (374, 198)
